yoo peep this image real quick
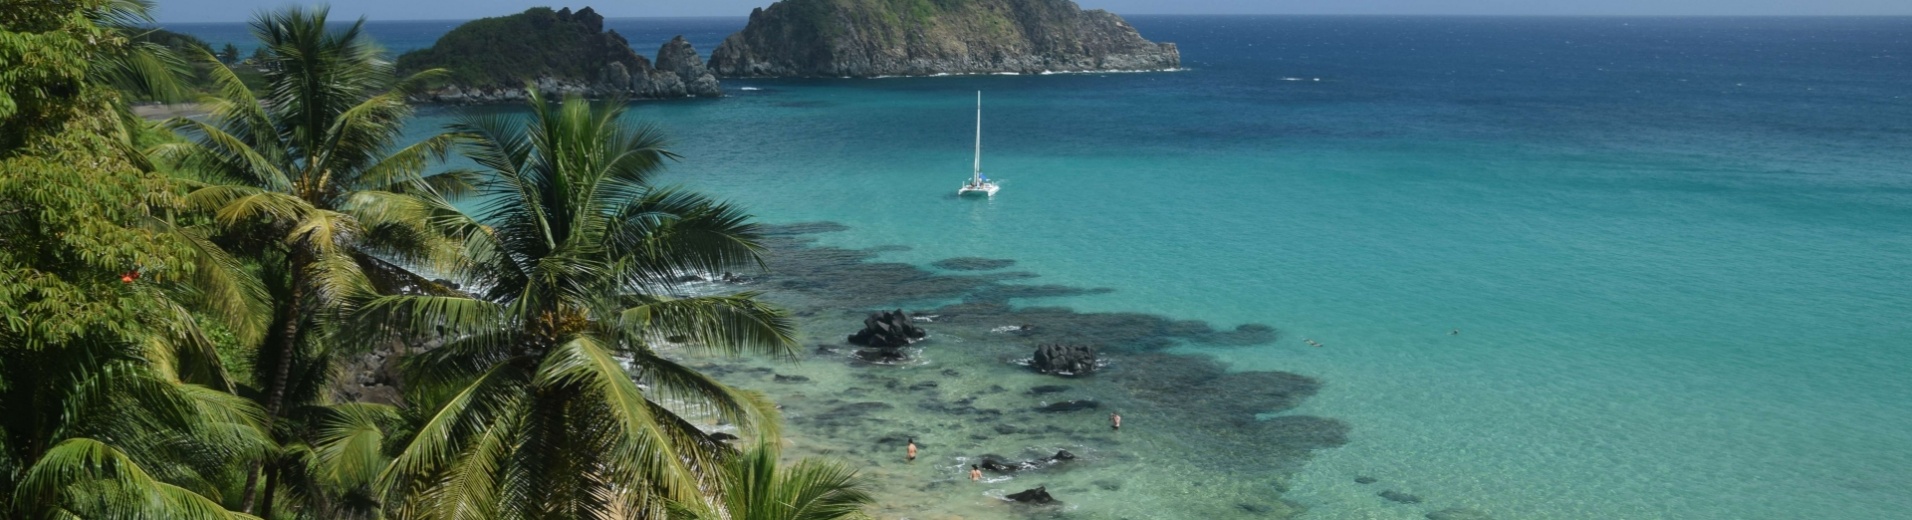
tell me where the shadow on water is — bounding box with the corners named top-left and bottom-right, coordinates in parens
top-left (694, 221), bottom-right (1351, 519)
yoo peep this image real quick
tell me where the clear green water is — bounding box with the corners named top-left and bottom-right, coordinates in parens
top-left (288, 15), bottom-right (1912, 519)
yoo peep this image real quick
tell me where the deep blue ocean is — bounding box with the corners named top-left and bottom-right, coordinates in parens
top-left (173, 15), bottom-right (1912, 519)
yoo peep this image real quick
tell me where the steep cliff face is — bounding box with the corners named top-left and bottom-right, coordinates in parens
top-left (707, 0), bottom-right (1178, 78)
top-left (397, 6), bottom-right (721, 103)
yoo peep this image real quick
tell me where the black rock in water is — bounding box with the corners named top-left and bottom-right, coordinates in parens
top-left (1007, 486), bottom-right (1055, 504)
top-left (847, 309), bottom-right (927, 348)
top-left (1031, 343), bottom-right (1098, 376)
top-left (978, 450), bottom-right (1077, 473)
top-left (979, 456), bottom-right (1020, 472)
top-left (1036, 399), bottom-right (1100, 413)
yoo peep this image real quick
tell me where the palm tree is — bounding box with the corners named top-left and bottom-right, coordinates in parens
top-left (364, 91), bottom-right (797, 519)
top-left (693, 443), bottom-right (874, 520)
top-left (154, 5), bottom-right (470, 515)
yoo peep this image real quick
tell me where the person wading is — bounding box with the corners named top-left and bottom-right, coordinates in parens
top-left (907, 438), bottom-right (918, 462)
top-left (1111, 412), bottom-right (1122, 431)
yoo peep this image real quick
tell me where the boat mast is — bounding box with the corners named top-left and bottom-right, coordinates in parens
top-left (973, 91), bottom-right (982, 183)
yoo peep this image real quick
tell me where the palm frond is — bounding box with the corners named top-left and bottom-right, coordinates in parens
top-left (377, 362), bottom-right (531, 508)
top-left (165, 118), bottom-right (293, 192)
top-left (17, 438), bottom-right (263, 520)
top-left (703, 442), bottom-right (874, 520)
top-left (609, 187), bottom-right (769, 289)
top-left (310, 403), bottom-right (398, 491)
top-left (620, 293), bottom-right (797, 358)
top-left (532, 335), bottom-right (701, 505)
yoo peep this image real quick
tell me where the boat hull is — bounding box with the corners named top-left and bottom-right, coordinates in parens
top-left (957, 183), bottom-right (999, 197)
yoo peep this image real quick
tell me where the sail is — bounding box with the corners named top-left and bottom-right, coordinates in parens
top-left (973, 91), bottom-right (983, 182)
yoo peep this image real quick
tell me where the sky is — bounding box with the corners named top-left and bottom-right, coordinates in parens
top-left (152, 0), bottom-right (1912, 23)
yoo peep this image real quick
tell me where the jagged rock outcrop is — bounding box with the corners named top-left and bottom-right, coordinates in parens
top-left (655, 36), bottom-right (722, 97)
top-left (1031, 343), bottom-right (1097, 375)
top-left (848, 309), bottom-right (927, 362)
top-left (398, 6), bottom-right (722, 103)
top-left (708, 0), bottom-right (1179, 78)
top-left (847, 309), bottom-right (927, 348)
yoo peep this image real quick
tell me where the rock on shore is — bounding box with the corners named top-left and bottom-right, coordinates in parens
top-left (707, 0), bottom-right (1180, 78)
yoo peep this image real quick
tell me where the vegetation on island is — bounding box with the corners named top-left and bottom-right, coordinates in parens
top-left (1, 0), bottom-right (873, 518)
top-left (710, 0), bottom-right (1178, 77)
top-left (396, 6), bottom-right (643, 89)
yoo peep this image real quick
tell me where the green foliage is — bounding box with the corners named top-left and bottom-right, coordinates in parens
top-left (690, 442), bottom-right (875, 520)
top-left (134, 27), bottom-right (214, 55)
top-left (367, 91), bottom-right (799, 518)
top-left (157, 5), bottom-right (472, 516)
top-left (1, 1), bottom-right (274, 518)
top-left (6, 2), bottom-right (875, 518)
top-left (396, 6), bottom-right (640, 88)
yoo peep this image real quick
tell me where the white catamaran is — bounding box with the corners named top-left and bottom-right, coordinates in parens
top-left (957, 91), bottom-right (1000, 197)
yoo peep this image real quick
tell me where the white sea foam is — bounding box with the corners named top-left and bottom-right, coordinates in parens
top-left (739, 86), bottom-right (761, 91)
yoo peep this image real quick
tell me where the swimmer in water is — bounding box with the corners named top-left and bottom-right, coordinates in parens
top-left (907, 438), bottom-right (917, 462)
top-left (1110, 412), bottom-right (1122, 431)
top-left (1451, 328), bottom-right (1460, 335)
top-left (970, 465), bottom-right (982, 481)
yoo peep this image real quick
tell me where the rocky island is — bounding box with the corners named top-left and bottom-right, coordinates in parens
top-left (397, 6), bottom-right (721, 103)
top-left (707, 0), bottom-right (1180, 78)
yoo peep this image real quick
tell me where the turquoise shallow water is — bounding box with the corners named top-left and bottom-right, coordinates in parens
top-left (182, 15), bottom-right (1912, 518)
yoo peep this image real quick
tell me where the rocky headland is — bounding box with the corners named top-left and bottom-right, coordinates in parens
top-left (707, 0), bottom-right (1180, 78)
top-left (397, 7), bottom-right (721, 103)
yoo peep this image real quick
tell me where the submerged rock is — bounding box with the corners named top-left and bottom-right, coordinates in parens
top-left (1006, 486), bottom-right (1055, 504)
top-left (931, 257), bottom-right (1017, 271)
top-left (1031, 343), bottom-right (1099, 376)
top-left (1035, 399), bottom-right (1100, 413)
top-left (1427, 508), bottom-right (1493, 520)
top-left (1379, 490), bottom-right (1423, 504)
top-left (1355, 476), bottom-right (1378, 484)
top-left (1028, 384), bottom-right (1071, 394)
top-left (851, 348), bottom-right (908, 363)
